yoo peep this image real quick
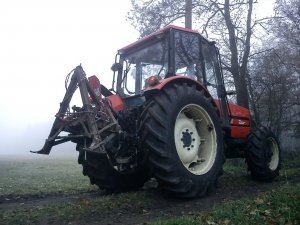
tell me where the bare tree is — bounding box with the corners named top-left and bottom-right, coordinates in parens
top-left (128, 0), bottom-right (264, 109)
top-left (185, 0), bottom-right (192, 28)
top-left (268, 0), bottom-right (300, 138)
top-left (249, 48), bottom-right (300, 136)
top-left (273, 0), bottom-right (300, 72)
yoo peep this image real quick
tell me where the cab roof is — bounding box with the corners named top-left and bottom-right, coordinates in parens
top-left (118, 25), bottom-right (200, 54)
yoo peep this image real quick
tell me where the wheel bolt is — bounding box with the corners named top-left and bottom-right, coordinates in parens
top-left (188, 148), bottom-right (190, 150)
top-left (192, 138), bottom-right (195, 141)
top-left (191, 145), bottom-right (194, 148)
top-left (190, 132), bottom-right (193, 135)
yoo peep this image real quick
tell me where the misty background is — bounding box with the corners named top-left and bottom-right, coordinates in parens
top-left (0, 0), bottom-right (277, 155)
top-left (0, 0), bottom-right (140, 155)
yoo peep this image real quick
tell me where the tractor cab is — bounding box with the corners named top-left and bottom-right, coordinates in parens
top-left (112, 25), bottom-right (251, 140)
top-left (112, 26), bottom-right (231, 127)
top-left (112, 25), bottom-right (221, 99)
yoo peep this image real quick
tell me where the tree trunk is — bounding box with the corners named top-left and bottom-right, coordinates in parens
top-left (223, 0), bottom-right (251, 109)
top-left (185, 0), bottom-right (192, 29)
top-left (247, 72), bottom-right (260, 125)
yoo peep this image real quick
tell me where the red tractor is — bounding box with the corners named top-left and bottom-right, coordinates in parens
top-left (33, 25), bottom-right (281, 198)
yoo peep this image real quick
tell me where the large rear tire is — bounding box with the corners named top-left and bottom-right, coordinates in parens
top-left (78, 149), bottom-right (149, 193)
top-left (246, 126), bottom-right (281, 181)
top-left (139, 83), bottom-right (224, 198)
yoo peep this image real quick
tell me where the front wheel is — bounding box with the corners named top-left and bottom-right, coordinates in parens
top-left (246, 126), bottom-right (281, 181)
top-left (78, 149), bottom-right (149, 193)
top-left (139, 83), bottom-right (224, 198)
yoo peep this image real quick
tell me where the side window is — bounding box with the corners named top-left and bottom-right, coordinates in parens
top-left (174, 31), bottom-right (203, 82)
top-left (202, 43), bottom-right (218, 99)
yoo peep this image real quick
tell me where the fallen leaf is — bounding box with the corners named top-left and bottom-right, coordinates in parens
top-left (266, 217), bottom-right (278, 225)
top-left (255, 198), bottom-right (264, 204)
top-left (142, 209), bottom-right (148, 214)
top-left (263, 209), bottom-right (271, 216)
top-left (224, 218), bottom-right (231, 224)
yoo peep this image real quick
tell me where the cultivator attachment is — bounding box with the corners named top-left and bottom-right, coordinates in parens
top-left (31, 65), bottom-right (119, 155)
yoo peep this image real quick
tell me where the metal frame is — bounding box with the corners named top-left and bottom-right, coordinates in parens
top-left (32, 65), bottom-right (118, 155)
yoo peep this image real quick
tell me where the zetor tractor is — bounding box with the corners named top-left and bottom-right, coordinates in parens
top-left (33, 25), bottom-right (281, 198)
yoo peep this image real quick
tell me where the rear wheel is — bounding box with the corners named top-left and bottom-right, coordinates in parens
top-left (78, 148), bottom-right (149, 193)
top-left (246, 126), bottom-right (281, 181)
top-left (139, 83), bottom-right (224, 198)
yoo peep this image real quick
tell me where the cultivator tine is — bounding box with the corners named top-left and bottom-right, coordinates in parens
top-left (30, 118), bottom-right (66, 154)
top-left (31, 65), bottom-right (84, 155)
top-left (30, 139), bottom-right (54, 155)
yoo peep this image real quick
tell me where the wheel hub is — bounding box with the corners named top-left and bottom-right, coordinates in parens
top-left (181, 130), bottom-right (195, 149)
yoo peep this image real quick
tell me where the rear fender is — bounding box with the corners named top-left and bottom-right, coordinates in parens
top-left (144, 76), bottom-right (220, 115)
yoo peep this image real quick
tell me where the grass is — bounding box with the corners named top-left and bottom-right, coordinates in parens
top-left (152, 153), bottom-right (300, 225)
top-left (1, 152), bottom-right (299, 197)
top-left (0, 154), bottom-right (248, 198)
top-left (223, 153), bottom-right (300, 178)
top-left (0, 191), bottom-right (156, 225)
top-left (281, 153), bottom-right (300, 178)
top-left (0, 154), bottom-right (96, 196)
top-left (0, 152), bottom-right (299, 225)
top-left (223, 159), bottom-right (246, 174)
top-left (153, 184), bottom-right (300, 225)
top-left (1, 183), bottom-right (299, 225)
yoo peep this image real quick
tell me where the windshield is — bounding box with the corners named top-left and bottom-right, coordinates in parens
top-left (120, 38), bottom-right (169, 95)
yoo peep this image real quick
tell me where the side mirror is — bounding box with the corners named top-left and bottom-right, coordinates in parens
top-left (111, 63), bottom-right (122, 72)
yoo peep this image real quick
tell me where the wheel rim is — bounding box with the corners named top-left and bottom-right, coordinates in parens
top-left (174, 104), bottom-right (217, 175)
top-left (267, 137), bottom-right (279, 171)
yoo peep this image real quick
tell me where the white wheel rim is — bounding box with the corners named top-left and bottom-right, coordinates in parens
top-left (174, 104), bottom-right (217, 175)
top-left (267, 137), bottom-right (279, 171)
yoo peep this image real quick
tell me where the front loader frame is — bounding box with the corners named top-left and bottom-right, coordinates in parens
top-left (31, 65), bottom-right (119, 155)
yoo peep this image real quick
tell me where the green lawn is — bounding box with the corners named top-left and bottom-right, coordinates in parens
top-left (0, 154), bottom-right (96, 196)
top-left (0, 153), bottom-right (299, 225)
top-left (153, 153), bottom-right (300, 225)
top-left (0, 191), bottom-right (156, 225)
top-left (153, 184), bottom-right (300, 225)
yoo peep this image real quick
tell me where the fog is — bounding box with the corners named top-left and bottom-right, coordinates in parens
top-left (0, 0), bottom-right (275, 155)
top-left (0, 0), bottom-right (138, 155)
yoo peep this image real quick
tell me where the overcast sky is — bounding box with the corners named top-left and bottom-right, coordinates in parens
top-left (0, 0), bottom-right (275, 155)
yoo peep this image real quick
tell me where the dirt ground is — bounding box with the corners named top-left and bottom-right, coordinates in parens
top-left (1, 171), bottom-right (299, 225)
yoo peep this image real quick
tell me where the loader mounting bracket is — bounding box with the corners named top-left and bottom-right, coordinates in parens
top-left (31, 65), bottom-right (118, 155)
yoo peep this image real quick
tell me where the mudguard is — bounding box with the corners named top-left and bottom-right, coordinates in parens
top-left (144, 76), bottom-right (219, 111)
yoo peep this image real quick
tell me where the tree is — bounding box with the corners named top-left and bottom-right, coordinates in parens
top-left (269, 0), bottom-right (300, 138)
top-left (249, 47), bottom-right (300, 137)
top-left (273, 0), bottom-right (300, 72)
top-left (128, 0), bottom-right (261, 109)
top-left (185, 0), bottom-right (192, 28)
